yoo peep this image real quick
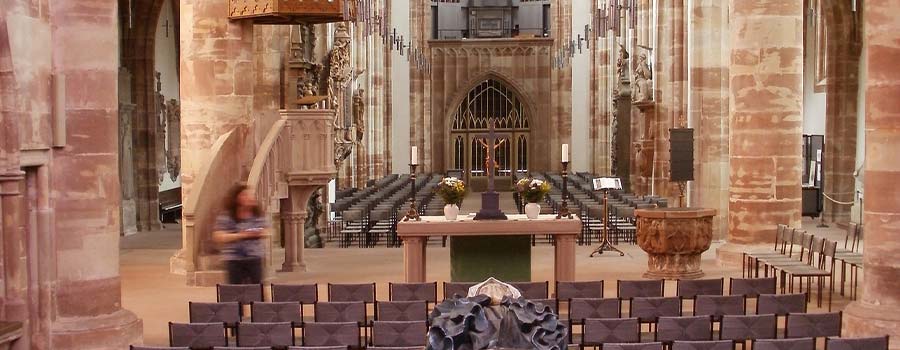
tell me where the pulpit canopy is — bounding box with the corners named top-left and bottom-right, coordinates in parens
top-left (229, 0), bottom-right (356, 24)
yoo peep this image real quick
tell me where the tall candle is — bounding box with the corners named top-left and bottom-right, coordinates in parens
top-left (562, 144), bottom-right (570, 163)
top-left (411, 146), bottom-right (418, 165)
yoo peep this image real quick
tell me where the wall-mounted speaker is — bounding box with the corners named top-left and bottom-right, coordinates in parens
top-left (669, 128), bottom-right (694, 181)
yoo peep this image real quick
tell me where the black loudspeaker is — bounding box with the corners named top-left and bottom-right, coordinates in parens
top-left (669, 128), bottom-right (694, 181)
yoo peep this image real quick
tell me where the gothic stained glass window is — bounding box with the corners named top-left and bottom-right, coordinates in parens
top-left (450, 79), bottom-right (529, 180)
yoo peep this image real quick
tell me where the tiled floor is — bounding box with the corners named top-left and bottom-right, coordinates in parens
top-left (120, 196), bottom-right (859, 346)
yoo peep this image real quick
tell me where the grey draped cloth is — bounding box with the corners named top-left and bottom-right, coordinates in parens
top-left (427, 296), bottom-right (567, 350)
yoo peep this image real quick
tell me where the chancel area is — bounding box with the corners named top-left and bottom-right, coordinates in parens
top-left (1, 0), bottom-right (899, 349)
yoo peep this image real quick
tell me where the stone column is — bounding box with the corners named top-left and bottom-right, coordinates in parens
top-left (281, 185), bottom-right (317, 272)
top-left (177, 0), bottom-right (254, 280)
top-left (718, 0), bottom-right (804, 264)
top-left (646, 0), bottom-right (685, 200)
top-left (688, 0), bottom-right (729, 240)
top-left (281, 211), bottom-right (308, 272)
top-left (179, 0), bottom-right (254, 198)
top-left (822, 2), bottom-right (862, 225)
top-left (843, 1), bottom-right (900, 347)
top-left (49, 0), bottom-right (142, 347)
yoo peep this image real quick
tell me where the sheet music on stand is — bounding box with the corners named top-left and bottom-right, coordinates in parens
top-left (590, 176), bottom-right (625, 257)
top-left (593, 177), bottom-right (623, 191)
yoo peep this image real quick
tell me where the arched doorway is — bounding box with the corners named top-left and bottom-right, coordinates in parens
top-left (450, 79), bottom-right (530, 191)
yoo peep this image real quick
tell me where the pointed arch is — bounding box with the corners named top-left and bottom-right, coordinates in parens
top-left (447, 74), bottom-right (532, 187)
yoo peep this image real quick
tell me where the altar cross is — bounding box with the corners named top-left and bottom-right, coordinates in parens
top-left (474, 119), bottom-right (508, 193)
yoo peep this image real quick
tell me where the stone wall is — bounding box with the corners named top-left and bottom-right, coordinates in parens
top-left (0, 0), bottom-right (143, 348)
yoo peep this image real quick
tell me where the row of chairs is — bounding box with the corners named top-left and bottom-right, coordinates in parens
top-left (334, 174), bottom-right (442, 248)
top-left (138, 313), bottom-right (890, 349)
top-left (743, 224), bottom-right (863, 309)
top-left (214, 277), bottom-right (794, 307)
top-left (206, 277), bottom-right (835, 328)
top-left (155, 320), bottom-right (425, 349)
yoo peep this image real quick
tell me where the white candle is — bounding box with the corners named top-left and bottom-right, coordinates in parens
top-left (562, 144), bottom-right (569, 163)
top-left (411, 146), bottom-right (418, 165)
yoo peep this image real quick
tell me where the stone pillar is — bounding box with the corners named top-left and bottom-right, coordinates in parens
top-left (281, 211), bottom-right (308, 272)
top-left (281, 185), bottom-right (317, 272)
top-left (843, 1), bottom-right (900, 347)
top-left (688, 0), bottom-right (729, 240)
top-left (179, 0), bottom-right (254, 198)
top-left (644, 0), bottom-right (685, 200)
top-left (822, 1), bottom-right (862, 225)
top-left (0, 172), bottom-right (27, 350)
top-left (177, 0), bottom-right (254, 281)
top-left (718, 0), bottom-right (804, 264)
top-left (49, 0), bottom-right (142, 347)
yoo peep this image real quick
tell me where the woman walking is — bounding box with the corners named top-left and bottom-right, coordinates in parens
top-left (214, 184), bottom-right (269, 284)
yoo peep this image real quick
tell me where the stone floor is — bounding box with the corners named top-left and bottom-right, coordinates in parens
top-left (120, 193), bottom-right (859, 346)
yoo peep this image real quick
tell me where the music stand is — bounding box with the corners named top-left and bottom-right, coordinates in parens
top-left (590, 177), bottom-right (625, 257)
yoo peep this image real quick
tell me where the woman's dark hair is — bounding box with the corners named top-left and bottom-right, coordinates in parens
top-left (224, 183), bottom-right (262, 221)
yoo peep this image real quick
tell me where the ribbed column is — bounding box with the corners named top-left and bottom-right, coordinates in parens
top-left (843, 1), bottom-right (900, 347)
top-left (718, 0), bottom-right (804, 264)
top-left (49, 0), bottom-right (142, 347)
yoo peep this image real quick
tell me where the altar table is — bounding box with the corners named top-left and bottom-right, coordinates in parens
top-left (396, 214), bottom-right (582, 283)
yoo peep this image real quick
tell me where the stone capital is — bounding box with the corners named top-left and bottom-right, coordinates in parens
top-left (283, 212), bottom-right (309, 223)
top-left (0, 171), bottom-right (26, 196)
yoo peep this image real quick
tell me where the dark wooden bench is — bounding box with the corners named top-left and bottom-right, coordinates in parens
top-left (158, 187), bottom-right (182, 226)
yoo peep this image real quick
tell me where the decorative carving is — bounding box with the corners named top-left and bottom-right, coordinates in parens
top-left (286, 24), bottom-right (323, 108)
top-left (327, 22), bottom-right (358, 166)
top-left (352, 88), bottom-right (365, 142)
top-left (635, 208), bottom-right (716, 279)
top-left (154, 71), bottom-right (182, 183)
top-left (616, 44), bottom-right (630, 81)
top-left (632, 52), bottom-right (653, 103)
top-left (155, 72), bottom-right (168, 184)
top-left (304, 187), bottom-right (324, 248)
top-left (228, 0), bottom-right (355, 24)
top-left (165, 98), bottom-right (181, 182)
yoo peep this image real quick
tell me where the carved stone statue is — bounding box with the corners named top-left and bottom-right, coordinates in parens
top-left (633, 52), bottom-right (653, 103)
top-left (327, 22), bottom-right (356, 166)
top-left (164, 98), bottom-right (181, 182)
top-left (352, 88), bottom-right (365, 142)
top-left (616, 44), bottom-right (630, 80)
top-left (327, 22), bottom-right (353, 110)
top-left (304, 188), bottom-right (324, 248)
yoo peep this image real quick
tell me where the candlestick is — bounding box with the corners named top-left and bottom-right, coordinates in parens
top-left (411, 146), bottom-right (418, 165)
top-left (557, 161), bottom-right (573, 220)
top-left (562, 144), bottom-right (569, 163)
top-left (403, 163), bottom-right (421, 222)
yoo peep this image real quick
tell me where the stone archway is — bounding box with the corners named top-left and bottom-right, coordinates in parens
top-left (118, 0), bottom-right (181, 234)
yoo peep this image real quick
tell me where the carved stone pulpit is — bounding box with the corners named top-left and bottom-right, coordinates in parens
top-left (280, 109), bottom-right (337, 271)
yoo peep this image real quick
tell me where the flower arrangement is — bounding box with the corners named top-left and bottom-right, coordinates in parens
top-left (435, 177), bottom-right (467, 206)
top-left (515, 178), bottom-right (551, 203)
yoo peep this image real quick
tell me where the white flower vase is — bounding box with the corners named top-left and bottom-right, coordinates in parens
top-left (524, 203), bottom-right (541, 219)
top-left (444, 204), bottom-right (460, 221)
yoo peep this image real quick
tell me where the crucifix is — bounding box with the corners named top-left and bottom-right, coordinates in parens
top-left (162, 19), bottom-right (171, 38)
top-left (475, 122), bottom-right (507, 193)
top-left (473, 119), bottom-right (508, 220)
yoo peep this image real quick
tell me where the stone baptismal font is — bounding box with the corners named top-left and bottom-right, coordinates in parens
top-left (427, 278), bottom-right (568, 350)
top-left (634, 207), bottom-right (717, 279)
